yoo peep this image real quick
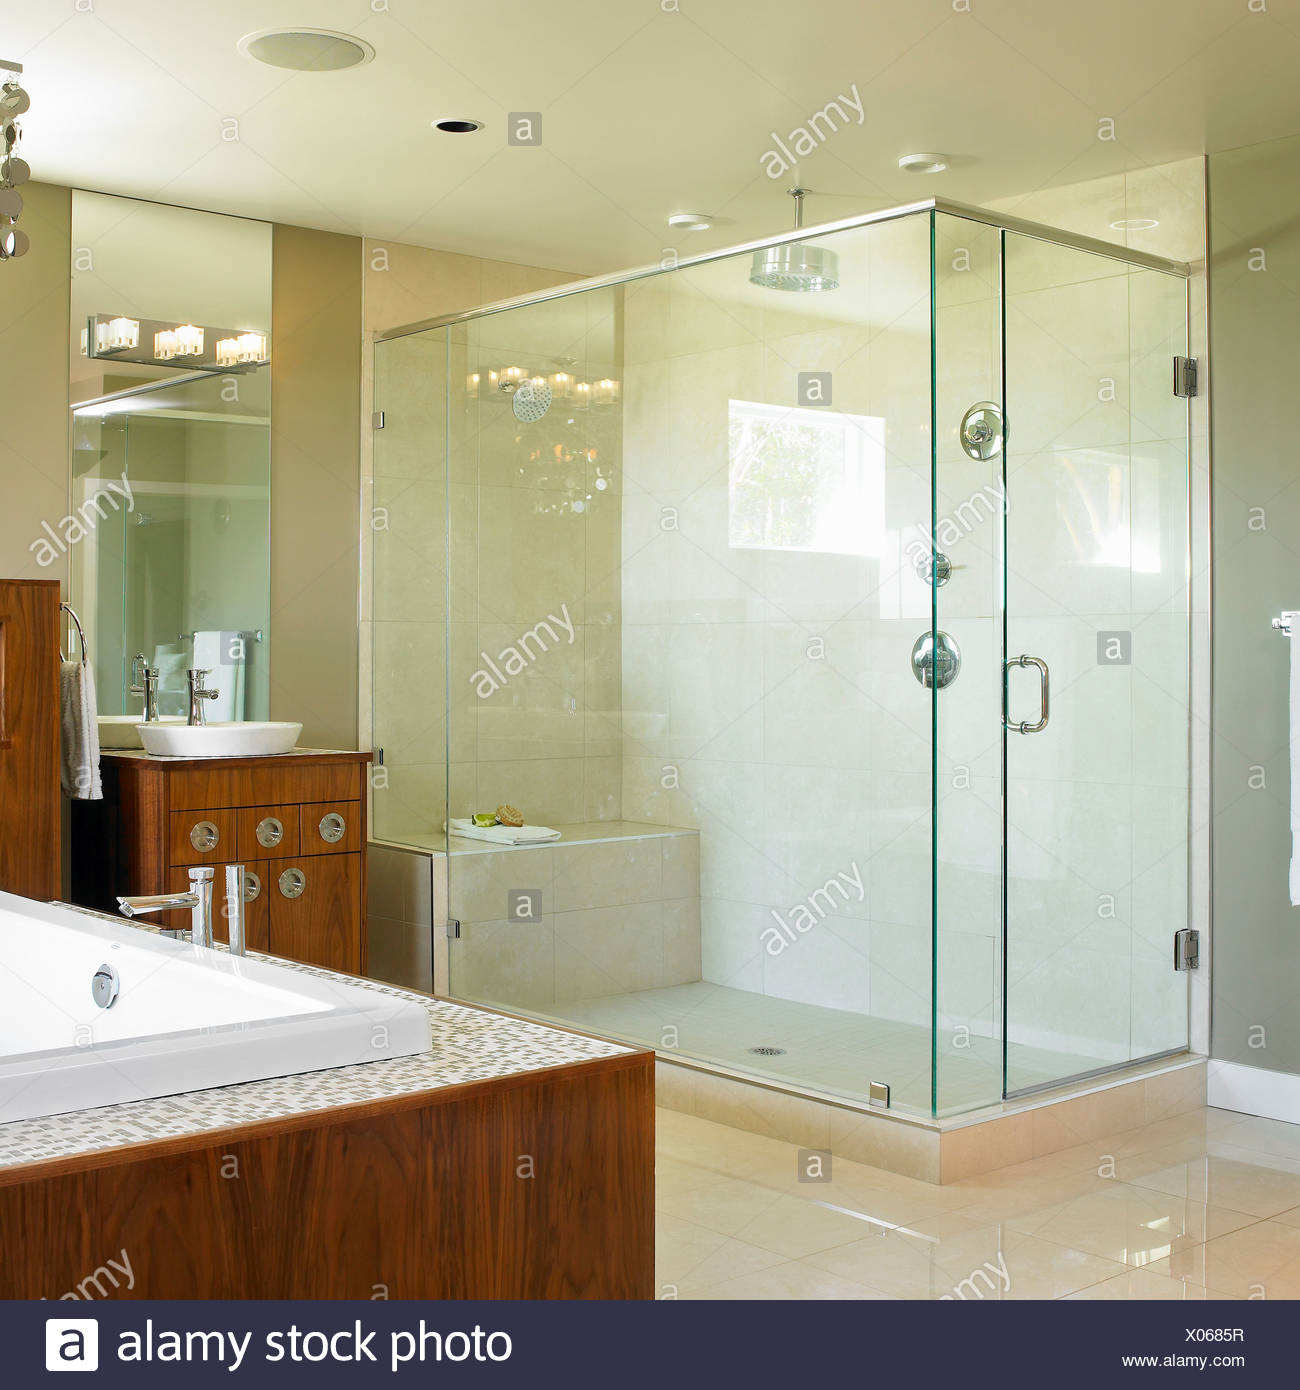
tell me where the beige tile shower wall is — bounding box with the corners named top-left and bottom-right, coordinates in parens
top-left (986, 160), bottom-right (1211, 1061)
top-left (618, 216), bottom-right (937, 1031)
top-left (361, 241), bottom-right (623, 843)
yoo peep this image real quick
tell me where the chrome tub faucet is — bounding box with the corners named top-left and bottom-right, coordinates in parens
top-left (117, 865), bottom-right (214, 948)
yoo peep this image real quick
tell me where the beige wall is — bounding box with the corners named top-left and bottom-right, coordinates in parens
top-left (269, 224), bottom-right (363, 749)
top-left (1209, 134), bottom-right (1300, 1077)
top-left (0, 182), bottom-right (71, 589)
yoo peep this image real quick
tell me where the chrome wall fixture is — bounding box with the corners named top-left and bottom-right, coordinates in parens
top-left (0, 59), bottom-right (31, 262)
top-left (911, 630), bottom-right (962, 689)
top-left (960, 400), bottom-right (1005, 460)
top-left (1272, 611), bottom-right (1298, 637)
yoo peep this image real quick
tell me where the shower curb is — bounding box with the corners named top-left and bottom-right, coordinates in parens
top-left (656, 1054), bottom-right (1207, 1185)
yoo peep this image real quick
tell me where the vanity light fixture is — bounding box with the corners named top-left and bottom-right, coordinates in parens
top-left (175, 324), bottom-right (204, 356)
top-left (102, 317), bottom-right (140, 351)
top-left (215, 332), bottom-right (267, 367)
top-left (154, 328), bottom-right (180, 360)
top-left (898, 152), bottom-right (948, 174)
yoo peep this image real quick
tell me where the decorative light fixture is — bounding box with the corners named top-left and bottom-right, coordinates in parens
top-left (102, 317), bottom-right (140, 351)
top-left (898, 152), bottom-right (948, 174)
top-left (86, 314), bottom-right (266, 371)
top-left (668, 212), bottom-right (712, 231)
top-left (214, 332), bottom-right (267, 367)
top-left (0, 59), bottom-right (30, 263)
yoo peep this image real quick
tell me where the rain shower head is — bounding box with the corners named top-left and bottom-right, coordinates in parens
top-left (749, 187), bottom-right (839, 292)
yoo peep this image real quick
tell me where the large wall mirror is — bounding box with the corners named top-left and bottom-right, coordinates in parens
top-left (67, 192), bottom-right (271, 725)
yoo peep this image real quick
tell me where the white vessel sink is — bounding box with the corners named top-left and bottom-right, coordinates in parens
top-left (138, 720), bottom-right (303, 758)
top-left (97, 714), bottom-right (184, 750)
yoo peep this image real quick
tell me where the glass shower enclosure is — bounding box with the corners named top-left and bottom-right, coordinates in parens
top-left (371, 198), bottom-right (1192, 1119)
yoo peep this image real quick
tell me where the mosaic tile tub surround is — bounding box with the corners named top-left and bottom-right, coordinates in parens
top-left (0, 956), bottom-right (631, 1171)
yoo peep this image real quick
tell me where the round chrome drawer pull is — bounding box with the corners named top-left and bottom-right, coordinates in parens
top-left (190, 820), bottom-right (220, 852)
top-left (255, 815), bottom-right (284, 848)
top-left (243, 870), bottom-right (262, 903)
top-left (278, 867), bottom-right (306, 899)
top-left (318, 812), bottom-right (346, 844)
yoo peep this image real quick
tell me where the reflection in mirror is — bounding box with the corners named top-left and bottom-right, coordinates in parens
top-left (69, 369), bottom-right (271, 721)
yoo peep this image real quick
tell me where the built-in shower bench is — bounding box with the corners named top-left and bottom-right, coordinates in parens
top-left (367, 822), bottom-right (702, 1009)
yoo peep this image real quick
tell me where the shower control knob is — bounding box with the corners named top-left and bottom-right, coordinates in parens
top-left (911, 631), bottom-right (961, 689)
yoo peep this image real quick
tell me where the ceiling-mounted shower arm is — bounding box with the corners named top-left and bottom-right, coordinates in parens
top-left (789, 186), bottom-right (809, 229)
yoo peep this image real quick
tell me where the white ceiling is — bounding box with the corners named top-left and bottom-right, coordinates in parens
top-left (9, 0), bottom-right (1300, 274)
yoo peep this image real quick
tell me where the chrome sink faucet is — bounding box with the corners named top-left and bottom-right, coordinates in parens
top-left (129, 653), bottom-right (160, 722)
top-left (117, 865), bottom-right (214, 948)
top-left (186, 667), bottom-right (220, 725)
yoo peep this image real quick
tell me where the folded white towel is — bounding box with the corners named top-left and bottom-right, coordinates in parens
top-left (447, 818), bottom-right (561, 846)
top-left (1291, 634), bottom-right (1300, 906)
top-left (59, 659), bottom-right (102, 801)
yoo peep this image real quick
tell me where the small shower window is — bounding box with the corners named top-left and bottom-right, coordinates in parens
top-left (727, 398), bottom-right (886, 556)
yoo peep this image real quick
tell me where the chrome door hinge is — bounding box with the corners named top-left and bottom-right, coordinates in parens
top-left (868, 1080), bottom-right (891, 1109)
top-left (372, 745), bottom-right (384, 765)
top-left (1174, 927), bottom-right (1199, 972)
top-left (1173, 357), bottom-right (1198, 398)
top-left (444, 917), bottom-right (461, 939)
top-left (372, 410), bottom-right (386, 429)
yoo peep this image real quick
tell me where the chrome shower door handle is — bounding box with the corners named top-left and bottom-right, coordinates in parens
top-left (1004, 654), bottom-right (1049, 734)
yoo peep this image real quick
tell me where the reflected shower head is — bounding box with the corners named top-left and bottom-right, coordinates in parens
top-left (749, 187), bottom-right (839, 292)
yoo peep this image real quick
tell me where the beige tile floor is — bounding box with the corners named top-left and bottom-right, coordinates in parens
top-left (656, 1103), bottom-right (1300, 1299)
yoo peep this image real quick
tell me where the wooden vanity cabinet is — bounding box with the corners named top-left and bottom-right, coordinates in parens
top-left (74, 749), bottom-right (371, 975)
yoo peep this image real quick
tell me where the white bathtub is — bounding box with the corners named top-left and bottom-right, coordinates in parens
top-left (0, 891), bottom-right (432, 1125)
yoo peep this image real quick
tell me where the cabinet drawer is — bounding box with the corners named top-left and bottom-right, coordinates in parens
top-left (237, 805), bottom-right (300, 860)
top-left (169, 862), bottom-right (269, 953)
top-left (168, 808), bottom-right (236, 867)
top-left (168, 763), bottom-right (363, 810)
top-left (267, 851), bottom-right (361, 975)
top-left (299, 801), bottom-right (361, 856)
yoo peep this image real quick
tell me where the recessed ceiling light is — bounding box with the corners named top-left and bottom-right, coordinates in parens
top-left (238, 29), bottom-right (375, 72)
top-left (898, 152), bottom-right (948, 174)
top-left (668, 212), bottom-right (712, 231)
top-left (432, 118), bottom-right (485, 134)
top-left (1110, 216), bottom-right (1160, 231)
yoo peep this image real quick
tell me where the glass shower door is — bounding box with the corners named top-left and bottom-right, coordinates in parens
top-left (1002, 232), bottom-right (1191, 1094)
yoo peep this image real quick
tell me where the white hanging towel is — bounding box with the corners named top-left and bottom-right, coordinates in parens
top-left (192, 630), bottom-right (247, 722)
top-left (1292, 632), bottom-right (1300, 906)
top-left (59, 659), bottom-right (102, 800)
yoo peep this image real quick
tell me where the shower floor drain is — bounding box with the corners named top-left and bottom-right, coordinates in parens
top-left (747, 1045), bottom-right (786, 1056)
